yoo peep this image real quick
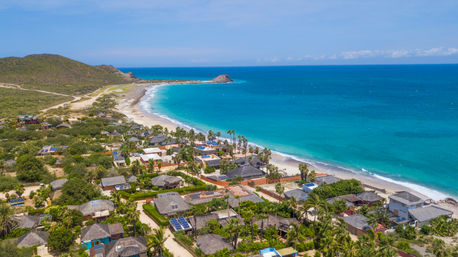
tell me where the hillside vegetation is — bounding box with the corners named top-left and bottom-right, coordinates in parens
top-left (0, 54), bottom-right (131, 94)
top-left (0, 87), bottom-right (72, 117)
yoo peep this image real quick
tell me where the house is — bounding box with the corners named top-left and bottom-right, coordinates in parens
top-left (259, 247), bottom-right (298, 257)
top-left (109, 130), bottom-right (122, 137)
top-left (342, 214), bottom-right (371, 236)
top-left (253, 214), bottom-right (299, 236)
top-left (68, 199), bottom-right (114, 222)
top-left (128, 136), bottom-right (140, 143)
top-left (101, 236), bottom-right (147, 257)
top-left (388, 191), bottom-right (424, 219)
top-left (17, 231), bottom-right (49, 248)
top-left (17, 115), bottom-right (39, 125)
top-left (188, 209), bottom-right (243, 231)
top-left (357, 191), bottom-right (383, 205)
top-left (101, 176), bottom-right (126, 190)
top-left (196, 234), bottom-right (233, 255)
top-left (15, 215), bottom-right (40, 229)
top-left (315, 175), bottom-right (340, 185)
top-left (50, 178), bottom-right (67, 191)
top-left (149, 134), bottom-right (168, 146)
top-left (112, 153), bottom-right (126, 167)
top-left (195, 145), bottom-right (216, 155)
top-left (408, 205), bottom-right (453, 227)
top-left (140, 153), bottom-right (162, 164)
top-left (226, 185), bottom-right (264, 207)
top-left (339, 194), bottom-right (363, 206)
top-left (284, 189), bottom-right (308, 202)
top-left (81, 223), bottom-right (124, 250)
top-left (206, 159), bottom-right (222, 169)
top-left (151, 175), bottom-right (182, 189)
top-left (235, 155), bottom-right (265, 169)
top-left (226, 164), bottom-right (265, 180)
top-left (153, 192), bottom-right (191, 216)
top-left (302, 182), bottom-right (318, 193)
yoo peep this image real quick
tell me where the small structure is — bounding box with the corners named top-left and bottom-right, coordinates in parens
top-left (339, 194), bottom-right (363, 206)
top-left (17, 231), bottom-right (49, 248)
top-left (315, 175), bottom-right (340, 185)
top-left (10, 198), bottom-right (25, 207)
top-left (140, 153), bottom-right (162, 164)
top-left (151, 175), bottom-right (182, 189)
top-left (153, 192), bottom-right (190, 216)
top-left (302, 182), bottom-right (318, 193)
top-left (196, 234), bottom-right (233, 255)
top-left (81, 223), bottom-right (124, 250)
top-left (112, 153), bottom-right (126, 167)
top-left (68, 199), bottom-right (114, 222)
top-left (50, 178), bottom-right (67, 191)
top-left (342, 214), bottom-right (370, 236)
top-left (326, 196), bottom-right (354, 209)
top-left (226, 164), bottom-right (265, 180)
top-left (253, 214), bottom-right (299, 236)
top-left (195, 145), bottom-right (217, 155)
top-left (235, 155), bottom-right (265, 169)
top-left (169, 216), bottom-right (193, 232)
top-left (101, 176), bottom-right (126, 191)
top-left (17, 115), bottom-right (39, 125)
top-left (408, 205), bottom-right (453, 227)
top-left (101, 236), bottom-right (147, 257)
top-left (357, 191), bottom-right (383, 205)
top-left (284, 189), bottom-right (308, 202)
top-left (388, 191), bottom-right (424, 219)
top-left (185, 190), bottom-right (226, 205)
top-left (128, 136), bottom-right (140, 143)
top-left (39, 145), bottom-right (67, 155)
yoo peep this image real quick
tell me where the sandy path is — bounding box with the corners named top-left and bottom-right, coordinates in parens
top-left (0, 185), bottom-right (41, 200)
top-left (136, 200), bottom-right (194, 257)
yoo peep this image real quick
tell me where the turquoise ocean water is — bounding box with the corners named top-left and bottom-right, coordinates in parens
top-left (120, 65), bottom-right (458, 199)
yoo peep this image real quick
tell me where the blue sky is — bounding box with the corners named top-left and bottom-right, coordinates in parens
top-left (1, 0), bottom-right (458, 67)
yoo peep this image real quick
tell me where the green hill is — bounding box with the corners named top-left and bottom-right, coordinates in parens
top-left (0, 54), bottom-right (131, 94)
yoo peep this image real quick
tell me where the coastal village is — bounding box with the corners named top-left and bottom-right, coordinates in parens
top-left (0, 88), bottom-right (457, 257)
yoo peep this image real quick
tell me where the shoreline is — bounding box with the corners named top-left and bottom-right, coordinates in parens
top-left (117, 82), bottom-right (458, 216)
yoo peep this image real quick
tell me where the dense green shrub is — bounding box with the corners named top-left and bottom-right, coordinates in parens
top-left (143, 204), bottom-right (169, 226)
top-left (311, 179), bottom-right (363, 199)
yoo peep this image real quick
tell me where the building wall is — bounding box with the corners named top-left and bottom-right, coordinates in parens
top-left (388, 200), bottom-right (423, 219)
top-left (82, 237), bottom-right (110, 250)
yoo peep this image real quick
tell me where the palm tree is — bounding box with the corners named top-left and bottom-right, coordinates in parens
top-left (288, 197), bottom-right (298, 218)
top-left (301, 194), bottom-right (323, 222)
top-left (226, 218), bottom-right (240, 249)
top-left (298, 163), bottom-right (309, 181)
top-left (0, 204), bottom-right (15, 238)
top-left (147, 227), bottom-right (169, 257)
top-left (241, 209), bottom-right (255, 241)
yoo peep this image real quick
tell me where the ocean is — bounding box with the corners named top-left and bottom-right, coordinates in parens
top-left (120, 65), bottom-right (458, 199)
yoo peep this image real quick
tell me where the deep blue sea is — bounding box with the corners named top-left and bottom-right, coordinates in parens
top-left (120, 65), bottom-right (458, 199)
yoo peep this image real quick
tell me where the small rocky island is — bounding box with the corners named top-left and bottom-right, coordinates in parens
top-left (211, 74), bottom-right (233, 83)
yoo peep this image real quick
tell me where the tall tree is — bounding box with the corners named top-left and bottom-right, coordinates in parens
top-left (148, 227), bottom-right (169, 257)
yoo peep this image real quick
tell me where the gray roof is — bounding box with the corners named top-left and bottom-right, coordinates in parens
top-left (101, 176), bottom-right (126, 187)
top-left (50, 178), bottom-right (68, 190)
top-left (357, 191), bottom-right (382, 203)
top-left (235, 156), bottom-right (264, 168)
top-left (104, 237), bottom-right (147, 257)
top-left (389, 191), bottom-right (424, 206)
top-left (128, 137), bottom-right (140, 142)
top-left (206, 159), bottom-right (221, 167)
top-left (81, 223), bottom-right (124, 242)
top-left (226, 165), bottom-right (265, 180)
top-left (196, 234), bottom-right (233, 255)
top-left (17, 231), bottom-right (49, 248)
top-left (149, 134), bottom-right (167, 145)
top-left (15, 215), bottom-right (40, 229)
top-left (127, 175), bottom-right (138, 183)
top-left (69, 199), bottom-right (114, 216)
top-left (151, 175), bottom-right (181, 187)
top-left (227, 193), bottom-right (264, 208)
top-left (409, 205), bottom-right (453, 223)
top-left (343, 214), bottom-right (369, 229)
top-left (154, 194), bottom-right (190, 216)
top-left (56, 122), bottom-right (71, 128)
top-left (315, 175), bottom-right (340, 185)
top-left (253, 214), bottom-right (299, 231)
top-left (284, 189), bottom-right (308, 202)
